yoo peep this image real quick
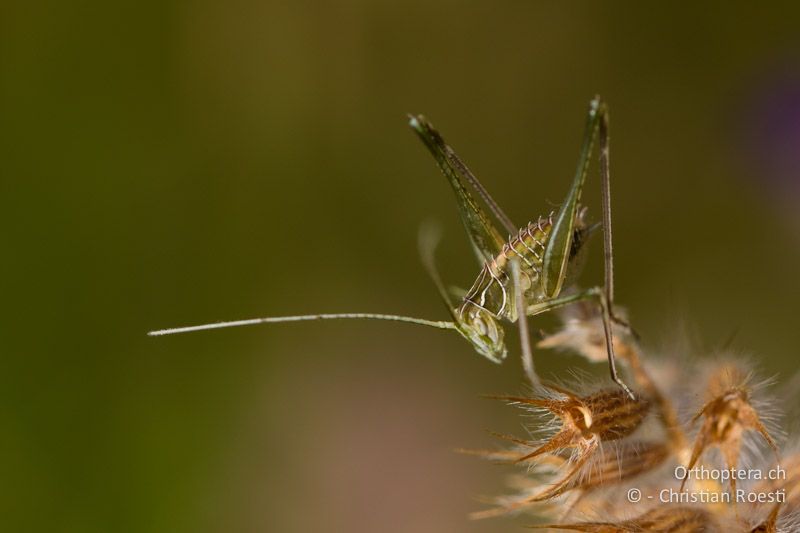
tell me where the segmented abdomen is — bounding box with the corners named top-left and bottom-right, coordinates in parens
top-left (460, 214), bottom-right (554, 320)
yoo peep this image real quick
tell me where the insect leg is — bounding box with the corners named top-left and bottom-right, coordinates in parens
top-left (598, 104), bottom-right (615, 318)
top-left (542, 98), bottom-right (606, 298)
top-left (596, 288), bottom-right (636, 400)
top-left (524, 287), bottom-right (636, 400)
top-left (580, 99), bottom-right (636, 392)
top-left (597, 99), bottom-right (634, 337)
top-left (524, 288), bottom-right (600, 316)
top-left (510, 258), bottom-right (539, 387)
top-left (409, 115), bottom-right (507, 264)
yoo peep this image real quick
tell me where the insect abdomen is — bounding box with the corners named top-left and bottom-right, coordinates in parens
top-left (460, 215), bottom-right (554, 319)
top-left (494, 215), bottom-right (553, 281)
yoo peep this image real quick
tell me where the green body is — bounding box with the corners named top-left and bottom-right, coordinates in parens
top-left (409, 99), bottom-right (608, 365)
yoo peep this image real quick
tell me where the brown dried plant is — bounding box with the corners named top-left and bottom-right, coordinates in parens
top-left (466, 300), bottom-right (797, 532)
top-left (679, 364), bottom-right (780, 496)
top-left (487, 385), bottom-right (652, 503)
top-left (531, 506), bottom-right (719, 532)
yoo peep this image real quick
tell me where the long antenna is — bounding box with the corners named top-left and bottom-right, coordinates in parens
top-left (148, 313), bottom-right (457, 337)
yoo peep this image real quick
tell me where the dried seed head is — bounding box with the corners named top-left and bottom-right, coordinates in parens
top-left (751, 448), bottom-right (800, 528)
top-left (485, 385), bottom-right (651, 506)
top-left (681, 363), bottom-right (779, 492)
top-left (467, 301), bottom-right (790, 528)
top-left (531, 506), bottom-right (719, 532)
top-left (532, 439), bottom-right (671, 503)
top-left (575, 387), bottom-right (651, 441)
top-left (706, 362), bottom-right (749, 397)
top-left (780, 453), bottom-right (800, 512)
top-left (535, 302), bottom-right (688, 450)
top-left (564, 440), bottom-right (670, 494)
top-left (537, 300), bottom-right (635, 364)
top-left (495, 384), bottom-right (650, 465)
top-left (748, 502), bottom-right (782, 532)
top-left (472, 440), bottom-right (672, 519)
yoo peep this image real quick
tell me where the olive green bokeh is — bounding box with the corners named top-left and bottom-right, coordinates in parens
top-left (3, 2), bottom-right (799, 531)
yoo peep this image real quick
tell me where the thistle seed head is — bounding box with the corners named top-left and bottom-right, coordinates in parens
top-left (468, 302), bottom-right (793, 532)
top-left (680, 362), bottom-right (779, 492)
top-left (493, 384), bottom-right (650, 466)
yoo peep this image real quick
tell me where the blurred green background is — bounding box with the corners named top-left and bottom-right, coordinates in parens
top-left (3, 2), bottom-right (800, 531)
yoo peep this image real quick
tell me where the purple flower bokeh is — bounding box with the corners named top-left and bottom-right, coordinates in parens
top-left (744, 71), bottom-right (800, 196)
